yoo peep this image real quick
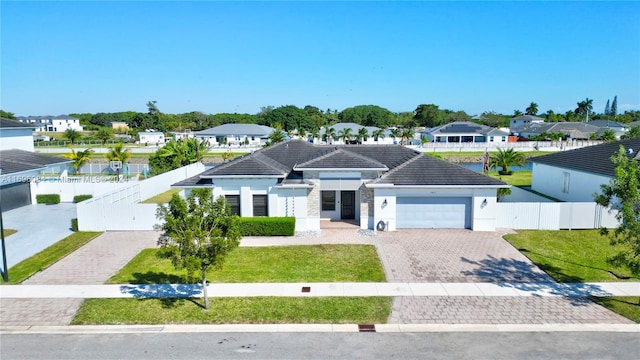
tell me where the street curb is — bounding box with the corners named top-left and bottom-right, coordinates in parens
top-left (1, 323), bottom-right (638, 334)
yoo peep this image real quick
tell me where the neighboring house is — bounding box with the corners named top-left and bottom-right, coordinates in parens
top-left (173, 131), bottom-right (196, 141)
top-left (16, 115), bottom-right (84, 132)
top-left (587, 120), bottom-right (628, 139)
top-left (110, 122), bottom-right (129, 132)
top-left (509, 115), bottom-right (544, 134)
top-left (139, 131), bottom-right (165, 145)
top-left (530, 137), bottom-right (640, 202)
top-left (516, 122), bottom-right (600, 140)
top-left (173, 140), bottom-right (507, 232)
top-left (319, 123), bottom-right (395, 145)
top-left (627, 120), bottom-right (640, 128)
top-left (196, 124), bottom-right (275, 147)
top-left (423, 122), bottom-right (511, 144)
top-left (0, 118), bottom-right (70, 210)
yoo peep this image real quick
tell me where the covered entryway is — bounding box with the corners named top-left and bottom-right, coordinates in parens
top-left (0, 182), bottom-right (32, 211)
top-left (396, 197), bottom-right (471, 229)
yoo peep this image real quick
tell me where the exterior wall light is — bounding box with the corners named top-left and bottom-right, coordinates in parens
top-left (481, 198), bottom-right (488, 208)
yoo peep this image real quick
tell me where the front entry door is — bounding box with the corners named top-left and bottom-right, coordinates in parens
top-left (341, 191), bottom-right (355, 219)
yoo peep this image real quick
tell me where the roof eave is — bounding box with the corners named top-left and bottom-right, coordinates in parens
top-left (200, 174), bottom-right (284, 179)
top-left (293, 167), bottom-right (388, 171)
top-left (366, 184), bottom-right (509, 189)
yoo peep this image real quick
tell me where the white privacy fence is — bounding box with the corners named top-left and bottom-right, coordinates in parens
top-left (77, 163), bottom-right (204, 231)
top-left (418, 140), bottom-right (602, 152)
top-left (496, 202), bottom-right (619, 230)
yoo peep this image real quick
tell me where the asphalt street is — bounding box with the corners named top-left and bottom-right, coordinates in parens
top-left (2, 332), bottom-right (639, 360)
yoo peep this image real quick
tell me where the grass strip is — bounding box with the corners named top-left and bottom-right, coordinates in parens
top-left (72, 297), bottom-right (391, 325)
top-left (504, 230), bottom-right (636, 282)
top-left (0, 232), bottom-right (101, 284)
top-left (109, 245), bottom-right (386, 284)
top-left (140, 189), bottom-right (182, 204)
top-left (589, 296), bottom-right (640, 323)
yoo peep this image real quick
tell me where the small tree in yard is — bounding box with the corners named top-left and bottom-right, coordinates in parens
top-left (156, 188), bottom-right (241, 310)
top-left (594, 146), bottom-right (640, 276)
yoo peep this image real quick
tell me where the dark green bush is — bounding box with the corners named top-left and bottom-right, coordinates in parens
top-left (73, 194), bottom-right (93, 203)
top-left (238, 217), bottom-right (296, 236)
top-left (71, 218), bottom-right (78, 232)
top-left (36, 194), bottom-right (61, 204)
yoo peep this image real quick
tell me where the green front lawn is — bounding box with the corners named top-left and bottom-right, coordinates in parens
top-left (140, 189), bottom-right (182, 204)
top-left (72, 297), bottom-right (391, 325)
top-left (109, 245), bottom-right (386, 284)
top-left (504, 230), bottom-right (639, 322)
top-left (1, 232), bottom-right (102, 284)
top-left (487, 170), bottom-right (531, 186)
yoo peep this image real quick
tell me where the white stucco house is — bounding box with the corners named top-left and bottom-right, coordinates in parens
top-left (173, 140), bottom-right (507, 232)
top-left (509, 115), bottom-right (544, 134)
top-left (319, 123), bottom-right (396, 145)
top-left (0, 118), bottom-right (70, 210)
top-left (423, 122), bottom-right (511, 144)
top-left (15, 115), bottom-right (84, 132)
top-left (139, 131), bottom-right (165, 145)
top-left (530, 137), bottom-right (640, 202)
top-left (196, 124), bottom-right (275, 147)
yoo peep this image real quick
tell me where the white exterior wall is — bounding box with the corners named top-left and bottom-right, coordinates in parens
top-left (0, 128), bottom-right (34, 151)
top-left (531, 163), bottom-right (610, 202)
top-left (139, 133), bottom-right (165, 144)
top-left (496, 202), bottom-right (618, 230)
top-left (50, 119), bottom-right (83, 132)
top-left (372, 187), bottom-right (499, 231)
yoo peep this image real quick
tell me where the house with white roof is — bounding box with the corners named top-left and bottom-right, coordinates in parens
top-left (16, 115), bottom-right (83, 132)
top-left (196, 124), bottom-right (275, 147)
top-left (423, 122), bottom-right (510, 144)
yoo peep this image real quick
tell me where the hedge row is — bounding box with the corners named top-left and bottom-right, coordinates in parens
top-left (36, 194), bottom-right (60, 204)
top-left (71, 218), bottom-right (78, 232)
top-left (237, 217), bottom-right (295, 236)
top-left (73, 194), bottom-right (93, 203)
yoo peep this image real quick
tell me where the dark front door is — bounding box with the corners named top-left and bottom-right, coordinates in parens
top-left (340, 191), bottom-right (355, 220)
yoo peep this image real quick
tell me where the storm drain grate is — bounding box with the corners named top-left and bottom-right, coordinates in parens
top-left (358, 324), bottom-right (376, 332)
top-left (301, 286), bottom-right (311, 293)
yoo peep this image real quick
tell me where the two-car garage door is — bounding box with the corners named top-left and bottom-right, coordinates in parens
top-left (396, 197), bottom-right (471, 229)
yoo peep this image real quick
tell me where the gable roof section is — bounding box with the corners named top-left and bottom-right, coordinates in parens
top-left (338, 145), bottom-right (420, 170)
top-left (511, 115), bottom-right (544, 122)
top-left (587, 120), bottom-right (627, 129)
top-left (196, 124), bottom-right (275, 137)
top-left (519, 122), bottom-right (600, 138)
top-left (0, 149), bottom-right (70, 175)
top-left (295, 148), bottom-right (388, 170)
top-left (1, 117), bottom-right (37, 129)
top-left (530, 137), bottom-right (640, 177)
top-left (371, 154), bottom-right (507, 186)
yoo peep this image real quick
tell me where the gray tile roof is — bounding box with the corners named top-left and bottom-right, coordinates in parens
top-left (372, 154), bottom-right (507, 186)
top-left (188, 140), bottom-right (504, 187)
top-left (427, 121), bottom-right (506, 136)
top-left (172, 174), bottom-right (214, 187)
top-left (628, 121), bottom-right (640, 128)
top-left (196, 124), bottom-right (274, 137)
top-left (510, 115), bottom-right (544, 122)
top-left (0, 149), bottom-right (70, 175)
top-left (295, 148), bottom-right (388, 170)
top-left (0, 118), bottom-right (37, 129)
top-left (530, 137), bottom-right (640, 177)
top-left (516, 122), bottom-right (600, 139)
top-left (586, 120), bottom-right (628, 129)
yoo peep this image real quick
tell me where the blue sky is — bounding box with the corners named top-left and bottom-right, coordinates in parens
top-left (2, 1), bottom-right (639, 117)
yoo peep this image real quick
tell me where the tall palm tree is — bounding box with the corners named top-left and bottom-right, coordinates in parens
top-left (325, 127), bottom-right (336, 144)
top-left (63, 148), bottom-right (94, 175)
top-left (357, 127), bottom-right (369, 144)
top-left (338, 128), bottom-right (354, 144)
top-left (184, 138), bottom-right (209, 164)
top-left (401, 128), bottom-right (415, 145)
top-left (525, 102), bottom-right (538, 116)
top-left (489, 148), bottom-right (527, 175)
top-left (575, 98), bottom-right (593, 122)
top-left (105, 142), bottom-right (131, 166)
top-left (389, 128), bottom-right (403, 144)
top-left (372, 129), bottom-right (386, 144)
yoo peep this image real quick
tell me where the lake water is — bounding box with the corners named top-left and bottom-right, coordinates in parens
top-left (457, 162), bottom-right (532, 172)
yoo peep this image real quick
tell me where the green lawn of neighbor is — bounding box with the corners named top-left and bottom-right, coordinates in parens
top-left (504, 230), bottom-right (639, 322)
top-left (140, 189), bottom-right (182, 204)
top-left (109, 245), bottom-right (386, 284)
top-left (487, 170), bottom-right (531, 187)
top-left (1, 232), bottom-right (102, 284)
top-left (72, 297), bottom-right (391, 325)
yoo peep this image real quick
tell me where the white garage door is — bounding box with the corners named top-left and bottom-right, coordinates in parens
top-left (396, 197), bottom-right (471, 229)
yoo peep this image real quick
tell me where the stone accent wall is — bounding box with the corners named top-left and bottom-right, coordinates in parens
top-left (304, 171), bottom-right (320, 217)
top-left (360, 171), bottom-right (378, 229)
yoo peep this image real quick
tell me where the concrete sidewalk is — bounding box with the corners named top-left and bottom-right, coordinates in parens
top-left (2, 282), bottom-right (639, 299)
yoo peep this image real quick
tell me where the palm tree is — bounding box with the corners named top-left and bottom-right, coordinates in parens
top-left (308, 128), bottom-right (320, 143)
top-left (63, 148), bottom-right (94, 175)
top-left (621, 126), bottom-right (640, 139)
top-left (389, 128), bottom-right (403, 144)
top-left (401, 128), bottom-right (415, 145)
top-left (105, 142), bottom-right (131, 166)
top-left (598, 129), bottom-right (617, 142)
top-left (575, 98), bottom-right (593, 122)
top-left (338, 127), bottom-right (354, 144)
top-left (64, 129), bottom-right (82, 144)
top-left (95, 127), bottom-right (114, 145)
top-left (525, 102), bottom-right (538, 116)
top-left (268, 129), bottom-right (285, 144)
top-left (357, 127), bottom-right (369, 144)
top-left (325, 127), bottom-right (336, 144)
top-left (372, 129), bottom-right (386, 144)
top-left (184, 138), bottom-right (209, 163)
top-left (489, 148), bottom-right (527, 175)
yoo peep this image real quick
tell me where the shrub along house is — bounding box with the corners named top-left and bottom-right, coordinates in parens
top-left (173, 140), bottom-right (507, 232)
